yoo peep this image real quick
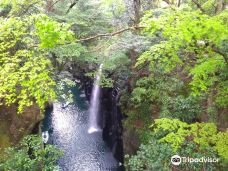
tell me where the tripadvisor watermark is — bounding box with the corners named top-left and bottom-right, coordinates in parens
top-left (171, 155), bottom-right (219, 166)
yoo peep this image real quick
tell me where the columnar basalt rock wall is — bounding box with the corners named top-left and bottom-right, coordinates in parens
top-left (101, 87), bottom-right (124, 164)
top-left (73, 72), bottom-right (124, 164)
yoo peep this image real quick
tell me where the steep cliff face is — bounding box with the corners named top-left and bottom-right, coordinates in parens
top-left (122, 127), bottom-right (140, 155)
top-left (0, 104), bottom-right (42, 154)
top-left (73, 73), bottom-right (125, 164)
top-left (101, 87), bottom-right (124, 164)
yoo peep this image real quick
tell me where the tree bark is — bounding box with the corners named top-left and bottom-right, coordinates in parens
top-left (66, 0), bottom-right (79, 14)
top-left (77, 26), bottom-right (144, 42)
top-left (46, 0), bottom-right (55, 12)
top-left (133, 0), bottom-right (141, 25)
top-left (177, 0), bottom-right (181, 7)
top-left (215, 0), bottom-right (227, 14)
top-left (192, 0), bottom-right (205, 12)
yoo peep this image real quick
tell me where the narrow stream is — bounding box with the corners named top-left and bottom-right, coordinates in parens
top-left (42, 85), bottom-right (121, 171)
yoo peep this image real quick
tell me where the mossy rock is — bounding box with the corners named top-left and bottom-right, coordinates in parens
top-left (0, 122), bottom-right (11, 154)
top-left (0, 104), bottom-right (43, 154)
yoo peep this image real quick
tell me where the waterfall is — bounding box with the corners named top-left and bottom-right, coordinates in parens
top-left (88, 64), bottom-right (103, 134)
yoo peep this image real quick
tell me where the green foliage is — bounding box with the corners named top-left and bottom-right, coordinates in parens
top-left (125, 140), bottom-right (173, 171)
top-left (151, 118), bottom-right (228, 161)
top-left (163, 95), bottom-right (202, 122)
top-left (126, 118), bottom-right (228, 170)
top-left (50, 0), bottom-right (133, 88)
top-left (0, 1), bottom-right (75, 112)
top-left (103, 51), bottom-right (130, 71)
top-left (138, 7), bottom-right (228, 107)
top-left (53, 0), bottom-right (111, 37)
top-left (101, 0), bottom-right (125, 17)
top-left (85, 70), bottom-right (114, 87)
top-left (178, 141), bottom-right (219, 171)
top-left (35, 15), bottom-right (74, 49)
top-left (128, 74), bottom-right (202, 123)
top-left (213, 130), bottom-right (228, 160)
top-left (51, 43), bottom-right (86, 63)
top-left (0, 135), bottom-right (63, 171)
top-left (0, 0), bottom-right (44, 17)
top-left (190, 56), bottom-right (226, 96)
top-left (55, 76), bottom-right (76, 104)
top-left (190, 122), bottom-right (218, 149)
top-left (0, 16), bottom-right (56, 112)
top-left (124, 8), bottom-right (228, 160)
top-left (152, 118), bottom-right (191, 152)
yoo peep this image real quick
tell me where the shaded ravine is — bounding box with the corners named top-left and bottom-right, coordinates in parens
top-left (42, 86), bottom-right (122, 171)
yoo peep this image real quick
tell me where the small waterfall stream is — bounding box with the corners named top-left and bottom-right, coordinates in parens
top-left (88, 64), bottom-right (103, 134)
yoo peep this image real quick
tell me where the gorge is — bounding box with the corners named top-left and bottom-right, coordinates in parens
top-left (41, 68), bottom-right (124, 170)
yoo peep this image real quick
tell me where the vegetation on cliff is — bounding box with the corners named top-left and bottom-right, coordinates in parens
top-left (0, 0), bottom-right (75, 113)
top-left (0, 135), bottom-right (63, 171)
top-left (126, 118), bottom-right (228, 170)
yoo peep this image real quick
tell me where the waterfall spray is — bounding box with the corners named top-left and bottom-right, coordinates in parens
top-left (88, 64), bottom-right (103, 134)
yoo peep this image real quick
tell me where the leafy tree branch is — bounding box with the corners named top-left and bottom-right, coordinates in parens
top-left (77, 25), bottom-right (145, 42)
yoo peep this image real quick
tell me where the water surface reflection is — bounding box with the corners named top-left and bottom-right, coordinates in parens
top-left (42, 86), bottom-right (120, 171)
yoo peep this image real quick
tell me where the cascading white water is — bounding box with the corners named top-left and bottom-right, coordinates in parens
top-left (88, 64), bottom-right (103, 134)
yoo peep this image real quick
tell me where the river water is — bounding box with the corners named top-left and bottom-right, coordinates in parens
top-left (42, 86), bottom-right (121, 171)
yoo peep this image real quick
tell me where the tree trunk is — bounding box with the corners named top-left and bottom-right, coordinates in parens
top-left (215, 0), bottom-right (227, 14)
top-left (46, 0), bottom-right (54, 12)
top-left (133, 0), bottom-right (141, 25)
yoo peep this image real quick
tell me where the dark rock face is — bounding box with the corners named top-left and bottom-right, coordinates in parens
top-left (0, 104), bottom-right (42, 153)
top-left (122, 127), bottom-right (140, 155)
top-left (101, 87), bottom-right (124, 164)
top-left (74, 74), bottom-right (124, 164)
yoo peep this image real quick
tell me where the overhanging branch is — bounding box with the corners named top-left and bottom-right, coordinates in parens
top-left (49, 0), bottom-right (62, 9)
top-left (192, 0), bottom-right (205, 12)
top-left (211, 44), bottom-right (228, 64)
top-left (66, 0), bottom-right (79, 14)
top-left (163, 0), bottom-right (171, 5)
top-left (77, 26), bottom-right (145, 42)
